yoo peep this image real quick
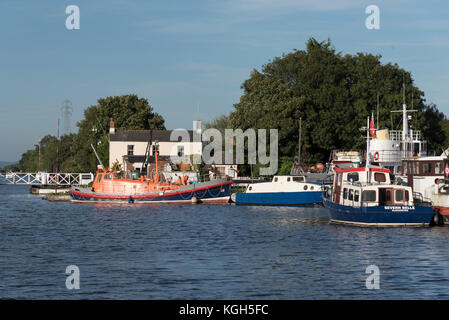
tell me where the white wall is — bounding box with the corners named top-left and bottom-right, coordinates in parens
top-left (109, 141), bottom-right (202, 168)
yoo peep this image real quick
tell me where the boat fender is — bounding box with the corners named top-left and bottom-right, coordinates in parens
top-left (128, 196), bottom-right (134, 204)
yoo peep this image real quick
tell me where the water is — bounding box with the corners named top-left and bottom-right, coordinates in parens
top-left (1, 185), bottom-right (449, 299)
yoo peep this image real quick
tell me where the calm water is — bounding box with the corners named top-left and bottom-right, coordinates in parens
top-left (1, 184), bottom-right (449, 299)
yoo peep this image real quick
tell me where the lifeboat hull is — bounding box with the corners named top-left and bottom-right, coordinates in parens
top-left (70, 179), bottom-right (233, 204)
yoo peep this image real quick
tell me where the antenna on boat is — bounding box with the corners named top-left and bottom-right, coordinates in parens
top-left (391, 79), bottom-right (417, 149)
top-left (91, 144), bottom-right (104, 169)
top-left (376, 94), bottom-right (379, 130)
top-left (366, 116), bottom-right (370, 169)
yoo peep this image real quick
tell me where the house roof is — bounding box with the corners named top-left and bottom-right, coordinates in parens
top-left (110, 129), bottom-right (195, 142)
top-left (123, 155), bottom-right (171, 163)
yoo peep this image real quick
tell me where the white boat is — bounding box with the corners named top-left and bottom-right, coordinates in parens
top-left (231, 175), bottom-right (324, 206)
top-left (323, 116), bottom-right (437, 227)
top-left (402, 154), bottom-right (449, 224)
top-left (369, 102), bottom-right (427, 174)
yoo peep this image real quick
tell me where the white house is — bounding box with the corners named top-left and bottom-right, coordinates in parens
top-left (108, 118), bottom-right (238, 179)
top-left (109, 119), bottom-right (203, 172)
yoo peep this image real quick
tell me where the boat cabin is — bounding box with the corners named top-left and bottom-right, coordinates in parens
top-left (245, 175), bottom-right (321, 193)
top-left (331, 166), bottom-right (413, 207)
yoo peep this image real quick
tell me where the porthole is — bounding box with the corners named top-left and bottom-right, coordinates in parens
top-left (304, 185), bottom-right (308, 190)
top-left (310, 186), bottom-right (314, 190)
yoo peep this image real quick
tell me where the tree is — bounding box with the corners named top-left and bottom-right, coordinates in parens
top-left (229, 38), bottom-right (447, 170)
top-left (72, 94), bottom-right (166, 172)
top-left (14, 94), bottom-right (166, 173)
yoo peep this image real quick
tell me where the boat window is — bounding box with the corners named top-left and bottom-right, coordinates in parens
top-left (435, 162), bottom-right (441, 175)
top-left (104, 174), bottom-right (112, 180)
top-left (343, 188), bottom-right (348, 199)
top-left (374, 173), bottom-right (386, 182)
top-left (395, 189), bottom-right (404, 202)
top-left (362, 190), bottom-right (376, 202)
top-left (287, 177), bottom-right (291, 182)
top-left (348, 189), bottom-right (354, 201)
top-left (96, 174), bottom-right (102, 182)
top-left (386, 190), bottom-right (391, 202)
top-left (403, 162), bottom-right (408, 174)
top-left (354, 190), bottom-right (360, 202)
top-left (405, 190), bottom-right (409, 201)
top-left (304, 185), bottom-right (308, 190)
top-left (414, 162), bottom-right (419, 174)
top-left (348, 173), bottom-right (359, 182)
top-left (293, 176), bottom-right (304, 182)
top-left (274, 177), bottom-right (278, 182)
top-left (423, 163), bottom-right (432, 174)
top-left (248, 186), bottom-right (252, 191)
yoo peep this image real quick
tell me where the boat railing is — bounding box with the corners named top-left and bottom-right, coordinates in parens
top-left (388, 130), bottom-right (423, 141)
top-left (412, 192), bottom-right (432, 206)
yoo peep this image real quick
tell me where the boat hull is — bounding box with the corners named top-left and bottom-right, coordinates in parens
top-left (323, 198), bottom-right (435, 226)
top-left (233, 191), bottom-right (323, 206)
top-left (69, 179), bottom-right (232, 203)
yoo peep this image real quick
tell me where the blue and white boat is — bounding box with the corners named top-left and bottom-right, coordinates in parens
top-left (323, 116), bottom-right (436, 226)
top-left (231, 175), bottom-right (324, 206)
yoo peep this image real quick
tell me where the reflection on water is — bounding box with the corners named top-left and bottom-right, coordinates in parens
top-left (1, 185), bottom-right (449, 299)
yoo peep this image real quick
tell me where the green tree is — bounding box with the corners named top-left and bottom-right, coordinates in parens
top-left (72, 94), bottom-right (165, 172)
top-left (14, 94), bottom-right (166, 173)
top-left (230, 38), bottom-right (447, 170)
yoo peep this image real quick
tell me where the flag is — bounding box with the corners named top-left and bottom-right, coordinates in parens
top-left (370, 114), bottom-right (375, 138)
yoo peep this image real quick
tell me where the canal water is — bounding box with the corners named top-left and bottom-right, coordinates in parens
top-left (1, 185), bottom-right (449, 299)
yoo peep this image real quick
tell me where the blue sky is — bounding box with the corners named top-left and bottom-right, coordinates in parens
top-left (1, 0), bottom-right (449, 162)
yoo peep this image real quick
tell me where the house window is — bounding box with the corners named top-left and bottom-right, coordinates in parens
top-left (127, 145), bottom-right (134, 156)
top-left (177, 145), bottom-right (184, 157)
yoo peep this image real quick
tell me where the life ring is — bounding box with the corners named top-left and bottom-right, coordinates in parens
top-left (374, 152), bottom-right (379, 161)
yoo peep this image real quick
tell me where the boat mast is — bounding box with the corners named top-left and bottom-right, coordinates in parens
top-left (366, 116), bottom-right (370, 182)
top-left (154, 140), bottom-right (159, 182)
top-left (90, 144), bottom-right (104, 169)
top-left (298, 117), bottom-right (302, 164)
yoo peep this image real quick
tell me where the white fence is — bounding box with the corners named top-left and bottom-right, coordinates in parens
top-left (0, 172), bottom-right (94, 185)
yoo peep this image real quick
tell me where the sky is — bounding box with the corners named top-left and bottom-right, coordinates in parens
top-left (1, 0), bottom-right (449, 162)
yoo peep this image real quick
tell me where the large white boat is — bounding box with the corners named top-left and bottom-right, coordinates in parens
top-left (323, 117), bottom-right (437, 227)
top-left (369, 102), bottom-right (427, 174)
top-left (402, 154), bottom-right (449, 224)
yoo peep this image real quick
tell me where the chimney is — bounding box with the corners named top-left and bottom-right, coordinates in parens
top-left (109, 118), bottom-right (116, 134)
top-left (195, 119), bottom-right (201, 134)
